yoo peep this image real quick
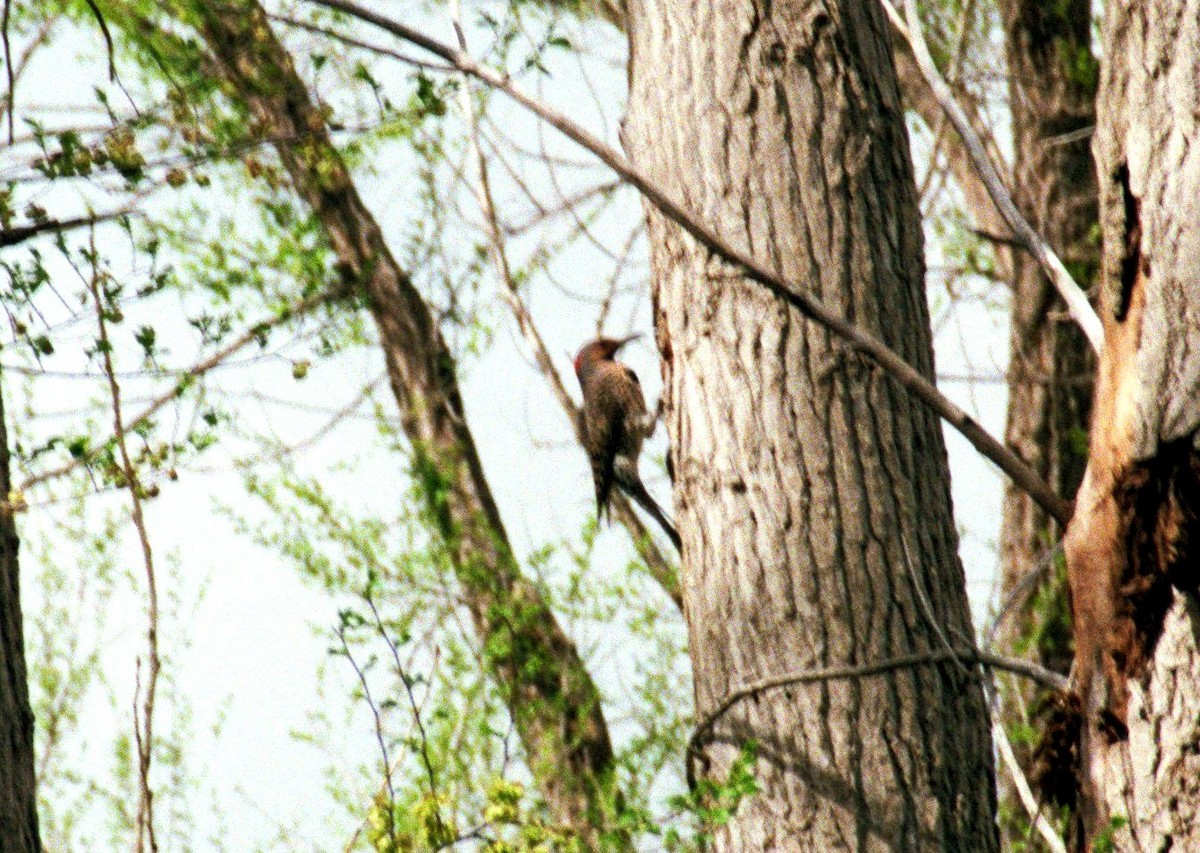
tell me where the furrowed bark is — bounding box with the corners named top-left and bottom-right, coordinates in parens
top-left (1061, 0), bottom-right (1200, 845)
top-left (0, 371), bottom-right (38, 853)
top-left (624, 1), bottom-right (997, 849)
top-left (994, 0), bottom-right (1097, 809)
top-left (174, 1), bottom-right (626, 843)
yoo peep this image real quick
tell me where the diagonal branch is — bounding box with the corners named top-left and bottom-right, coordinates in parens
top-left (302, 0), bottom-right (1074, 527)
top-left (887, 0), bottom-right (1103, 352)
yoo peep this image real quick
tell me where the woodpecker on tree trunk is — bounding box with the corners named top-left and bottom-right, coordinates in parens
top-left (573, 336), bottom-right (681, 550)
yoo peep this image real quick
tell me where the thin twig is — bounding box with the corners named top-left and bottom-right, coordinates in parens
top-left (301, 0), bottom-right (1074, 527)
top-left (887, 0), bottom-right (1103, 352)
top-left (984, 543), bottom-right (1062, 653)
top-left (900, 537), bottom-right (969, 676)
top-left (11, 288), bottom-right (334, 502)
top-left (2, 0), bottom-right (12, 144)
top-left (84, 0), bottom-right (116, 81)
top-left (362, 590), bottom-right (445, 837)
top-left (337, 625), bottom-right (398, 852)
top-left (89, 254), bottom-right (159, 853)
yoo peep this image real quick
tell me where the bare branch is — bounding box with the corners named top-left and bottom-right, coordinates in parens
top-left (302, 0), bottom-right (1074, 527)
top-left (887, 0), bottom-right (1103, 352)
top-left (0, 208), bottom-right (137, 248)
top-left (993, 723), bottom-right (1068, 853)
top-left (686, 646), bottom-right (1069, 786)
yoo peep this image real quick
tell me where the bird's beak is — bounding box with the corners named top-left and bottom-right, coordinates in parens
top-left (613, 333), bottom-right (642, 352)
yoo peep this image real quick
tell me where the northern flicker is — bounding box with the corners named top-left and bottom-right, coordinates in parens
top-left (573, 336), bottom-right (681, 550)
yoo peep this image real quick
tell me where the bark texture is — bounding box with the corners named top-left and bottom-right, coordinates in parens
top-left (0, 379), bottom-right (38, 853)
top-left (178, 1), bottom-right (625, 844)
top-left (623, 2), bottom-right (997, 849)
top-left (1062, 0), bottom-right (1200, 845)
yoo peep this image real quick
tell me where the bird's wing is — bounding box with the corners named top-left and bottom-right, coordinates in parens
top-left (588, 402), bottom-right (620, 520)
top-left (619, 365), bottom-right (649, 437)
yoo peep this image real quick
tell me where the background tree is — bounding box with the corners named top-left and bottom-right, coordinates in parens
top-left (0, 381), bottom-right (39, 853)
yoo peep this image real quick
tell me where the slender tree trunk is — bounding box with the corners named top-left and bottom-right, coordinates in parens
top-left (0, 374), bottom-right (39, 853)
top-left (165, 1), bottom-right (627, 844)
top-left (1063, 0), bottom-right (1200, 846)
top-left (994, 0), bottom-right (1097, 785)
top-left (623, 2), bottom-right (997, 849)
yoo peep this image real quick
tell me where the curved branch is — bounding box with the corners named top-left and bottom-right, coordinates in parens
top-left (448, 3), bottom-right (680, 607)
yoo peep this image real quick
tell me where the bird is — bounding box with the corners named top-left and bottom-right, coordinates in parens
top-left (573, 335), bottom-right (681, 550)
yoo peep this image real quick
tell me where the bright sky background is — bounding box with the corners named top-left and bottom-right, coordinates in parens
top-left (14, 3), bottom-right (1010, 850)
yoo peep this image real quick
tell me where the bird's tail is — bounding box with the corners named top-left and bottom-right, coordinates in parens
top-left (615, 464), bottom-right (681, 551)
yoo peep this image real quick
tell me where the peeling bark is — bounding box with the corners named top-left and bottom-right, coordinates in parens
top-left (0, 375), bottom-right (38, 853)
top-left (624, 1), bottom-right (997, 848)
top-left (1061, 0), bottom-right (1200, 845)
top-left (173, 1), bottom-right (627, 843)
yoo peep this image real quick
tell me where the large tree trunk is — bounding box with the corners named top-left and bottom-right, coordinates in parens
top-left (0, 376), bottom-right (39, 853)
top-left (994, 0), bottom-right (1097, 790)
top-left (164, 1), bottom-right (626, 844)
top-left (1063, 0), bottom-right (1200, 846)
top-left (623, 2), bottom-right (998, 849)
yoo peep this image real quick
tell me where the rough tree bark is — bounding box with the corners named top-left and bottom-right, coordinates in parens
top-left (623, 2), bottom-right (998, 849)
top-left (0, 376), bottom-right (38, 853)
top-left (994, 0), bottom-right (1097, 768)
top-left (160, 1), bottom-right (627, 844)
top-left (1062, 0), bottom-right (1200, 846)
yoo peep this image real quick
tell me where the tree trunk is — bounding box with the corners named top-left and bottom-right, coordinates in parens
top-left (171, 1), bottom-right (626, 844)
top-left (1063, 0), bottom-right (1200, 846)
top-left (994, 0), bottom-right (1097, 789)
top-left (623, 2), bottom-right (997, 849)
top-left (0, 375), bottom-right (39, 853)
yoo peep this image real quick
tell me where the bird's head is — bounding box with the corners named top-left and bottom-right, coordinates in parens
top-left (573, 335), bottom-right (639, 379)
